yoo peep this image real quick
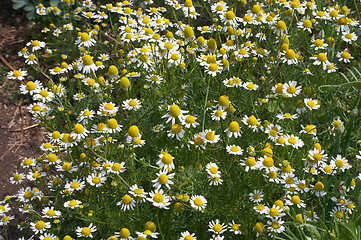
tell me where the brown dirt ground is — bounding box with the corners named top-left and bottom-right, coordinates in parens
top-left (0, 0), bottom-right (45, 238)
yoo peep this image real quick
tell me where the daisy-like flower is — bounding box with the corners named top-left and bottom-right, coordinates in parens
top-left (167, 124), bottom-right (185, 140)
top-left (282, 81), bottom-right (302, 98)
top-left (78, 54), bottom-right (98, 73)
top-left (117, 194), bottom-right (136, 211)
top-left (243, 82), bottom-right (259, 91)
top-left (76, 223), bottom-right (97, 238)
top-left (310, 53), bottom-right (331, 70)
top-left (297, 19), bottom-right (313, 33)
top-left (106, 118), bottom-right (123, 133)
top-left (223, 77), bottom-right (242, 88)
top-left (228, 220), bottom-right (242, 235)
top-left (240, 156), bottom-right (258, 172)
top-left (211, 109), bottom-right (227, 121)
top-left (267, 219), bottom-right (285, 234)
top-left (311, 181), bottom-right (326, 197)
top-left (157, 152), bottom-right (175, 171)
top-left (285, 195), bottom-right (306, 208)
top-left (205, 162), bottom-right (220, 178)
top-left (331, 206), bottom-right (347, 221)
top-left (224, 121), bottom-right (241, 138)
top-left (162, 104), bottom-right (187, 125)
top-left (208, 175), bottom-right (223, 186)
top-left (276, 112), bottom-right (298, 121)
top-left (30, 220), bottom-right (51, 234)
top-left (64, 179), bottom-right (86, 193)
top-left (64, 199), bottom-right (82, 209)
top-left (26, 39), bottom-right (45, 51)
top-left (337, 49), bottom-right (353, 63)
top-left (178, 230), bottom-right (197, 240)
top-left (33, 88), bottom-right (54, 103)
top-left (210, 1), bottom-right (228, 15)
top-left (7, 69), bottom-right (27, 81)
top-left (226, 145), bottom-right (243, 155)
top-left (249, 190), bottom-right (264, 203)
top-left (284, 134), bottom-right (304, 149)
top-left (98, 102), bottom-right (119, 116)
top-left (331, 155), bottom-right (352, 172)
top-left (75, 32), bottom-right (96, 48)
top-left (181, 115), bottom-right (199, 128)
top-left (19, 80), bottom-right (42, 95)
top-left (147, 189), bottom-right (171, 209)
top-left (152, 170), bottom-right (175, 190)
top-left (9, 172), bottom-right (25, 184)
top-left (300, 124), bottom-right (317, 136)
top-left (202, 129), bottom-right (220, 144)
top-left (204, 63), bottom-right (222, 76)
top-left (264, 124), bottom-right (283, 142)
top-left (266, 205), bottom-right (286, 219)
top-left (86, 173), bottom-right (106, 187)
top-left (304, 210), bottom-right (319, 222)
top-left (188, 133), bottom-right (206, 149)
top-left (77, 109), bottom-right (95, 123)
top-left (304, 98), bottom-right (320, 110)
top-left (71, 123), bottom-right (89, 141)
top-left (208, 219), bottom-right (228, 234)
top-left (295, 179), bottom-right (310, 193)
top-left (190, 195), bottom-right (207, 211)
top-left (136, 230), bottom-right (160, 239)
top-left (129, 184), bottom-right (148, 203)
top-left (280, 49), bottom-right (299, 65)
top-left (242, 115), bottom-right (260, 132)
top-left (310, 38), bottom-right (328, 50)
top-left (342, 32), bottom-right (358, 43)
top-left (122, 98), bottom-right (142, 111)
top-left (42, 206), bottom-right (61, 219)
top-left (108, 162), bottom-right (126, 174)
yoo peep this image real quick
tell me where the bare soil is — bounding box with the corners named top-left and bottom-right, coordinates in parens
top-left (0, 0), bottom-right (45, 238)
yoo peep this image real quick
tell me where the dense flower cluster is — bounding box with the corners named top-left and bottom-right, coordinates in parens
top-left (4, 0), bottom-right (361, 239)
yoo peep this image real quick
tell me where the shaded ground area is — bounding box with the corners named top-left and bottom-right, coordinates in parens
top-left (0, 0), bottom-right (45, 238)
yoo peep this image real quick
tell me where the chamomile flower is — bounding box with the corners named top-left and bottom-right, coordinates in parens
top-left (337, 49), bottom-right (353, 63)
top-left (205, 162), bottom-right (220, 178)
top-left (98, 102), bottom-right (119, 116)
top-left (267, 219), bottom-right (285, 234)
top-left (64, 179), bottom-right (86, 193)
top-left (300, 124), bottom-right (317, 136)
top-left (331, 155), bottom-right (352, 172)
top-left (211, 109), bottom-right (227, 121)
top-left (7, 69), bottom-right (27, 81)
top-left (162, 104), bottom-right (187, 125)
top-left (311, 181), bottom-right (326, 197)
top-left (304, 98), bottom-right (320, 110)
top-left (285, 195), bottom-right (306, 208)
top-left (342, 32), bottom-right (357, 43)
top-left (42, 207), bottom-right (61, 219)
top-left (78, 54), bottom-right (98, 73)
top-left (226, 145), bottom-right (243, 155)
top-left (284, 134), bottom-right (304, 149)
top-left (202, 129), bottom-right (220, 143)
top-left (280, 49), bottom-right (299, 65)
top-left (208, 219), bottom-right (228, 234)
top-left (167, 124), bottom-right (185, 140)
top-left (311, 38), bottom-right (328, 50)
top-left (122, 98), bottom-right (142, 111)
top-left (282, 81), bottom-right (302, 98)
top-left (190, 195), bottom-right (207, 211)
top-left (108, 162), bottom-right (126, 174)
top-left (243, 82), bottom-right (259, 91)
top-left (224, 121), bottom-right (241, 138)
top-left (117, 194), bottom-right (136, 211)
top-left (249, 190), bottom-right (264, 203)
top-left (276, 112), bottom-right (298, 120)
top-left (71, 123), bottom-right (89, 140)
top-left (30, 220), bottom-right (51, 234)
top-left (26, 40), bottom-right (46, 51)
top-left (310, 53), bottom-right (331, 70)
top-left (152, 170), bottom-right (175, 190)
top-left (76, 32), bottom-right (96, 48)
top-left (86, 173), bottom-right (106, 187)
top-left (9, 172), bottom-right (25, 184)
top-left (179, 231), bottom-right (196, 240)
top-left (157, 152), bottom-right (175, 171)
top-left (240, 156), bottom-right (258, 172)
top-left (129, 184), bottom-right (148, 203)
top-left (77, 109), bottom-right (95, 123)
top-left (242, 115), bottom-right (260, 132)
top-left (76, 223), bottom-right (97, 238)
top-left (208, 175), bottom-right (223, 186)
top-left (204, 63), bottom-right (222, 77)
top-left (223, 77), bottom-right (242, 88)
top-left (147, 189), bottom-right (171, 209)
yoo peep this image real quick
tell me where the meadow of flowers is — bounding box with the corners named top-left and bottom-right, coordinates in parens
top-left (3, 0), bottom-right (361, 239)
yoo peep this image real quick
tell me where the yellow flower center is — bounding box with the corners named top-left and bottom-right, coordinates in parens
top-left (317, 53), bottom-right (327, 62)
top-left (122, 195), bottom-right (132, 204)
top-left (246, 157), bottom-right (256, 166)
top-left (81, 227), bottom-right (91, 236)
top-left (171, 124), bottom-right (182, 134)
top-left (74, 124), bottom-right (84, 134)
top-left (70, 182), bottom-right (80, 189)
top-left (194, 198), bottom-right (203, 206)
top-left (82, 55), bottom-right (93, 66)
top-left (269, 208), bottom-right (279, 217)
top-left (112, 163), bottom-right (122, 171)
top-left (169, 104), bottom-right (181, 117)
top-left (285, 49), bottom-right (296, 60)
top-left (314, 182), bottom-right (324, 191)
top-left (128, 125), bottom-right (139, 137)
top-left (108, 119), bottom-right (118, 129)
top-left (229, 121), bottom-right (240, 132)
top-left (288, 137), bottom-right (297, 145)
top-left (153, 193), bottom-right (164, 203)
top-left (209, 63), bottom-right (219, 72)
